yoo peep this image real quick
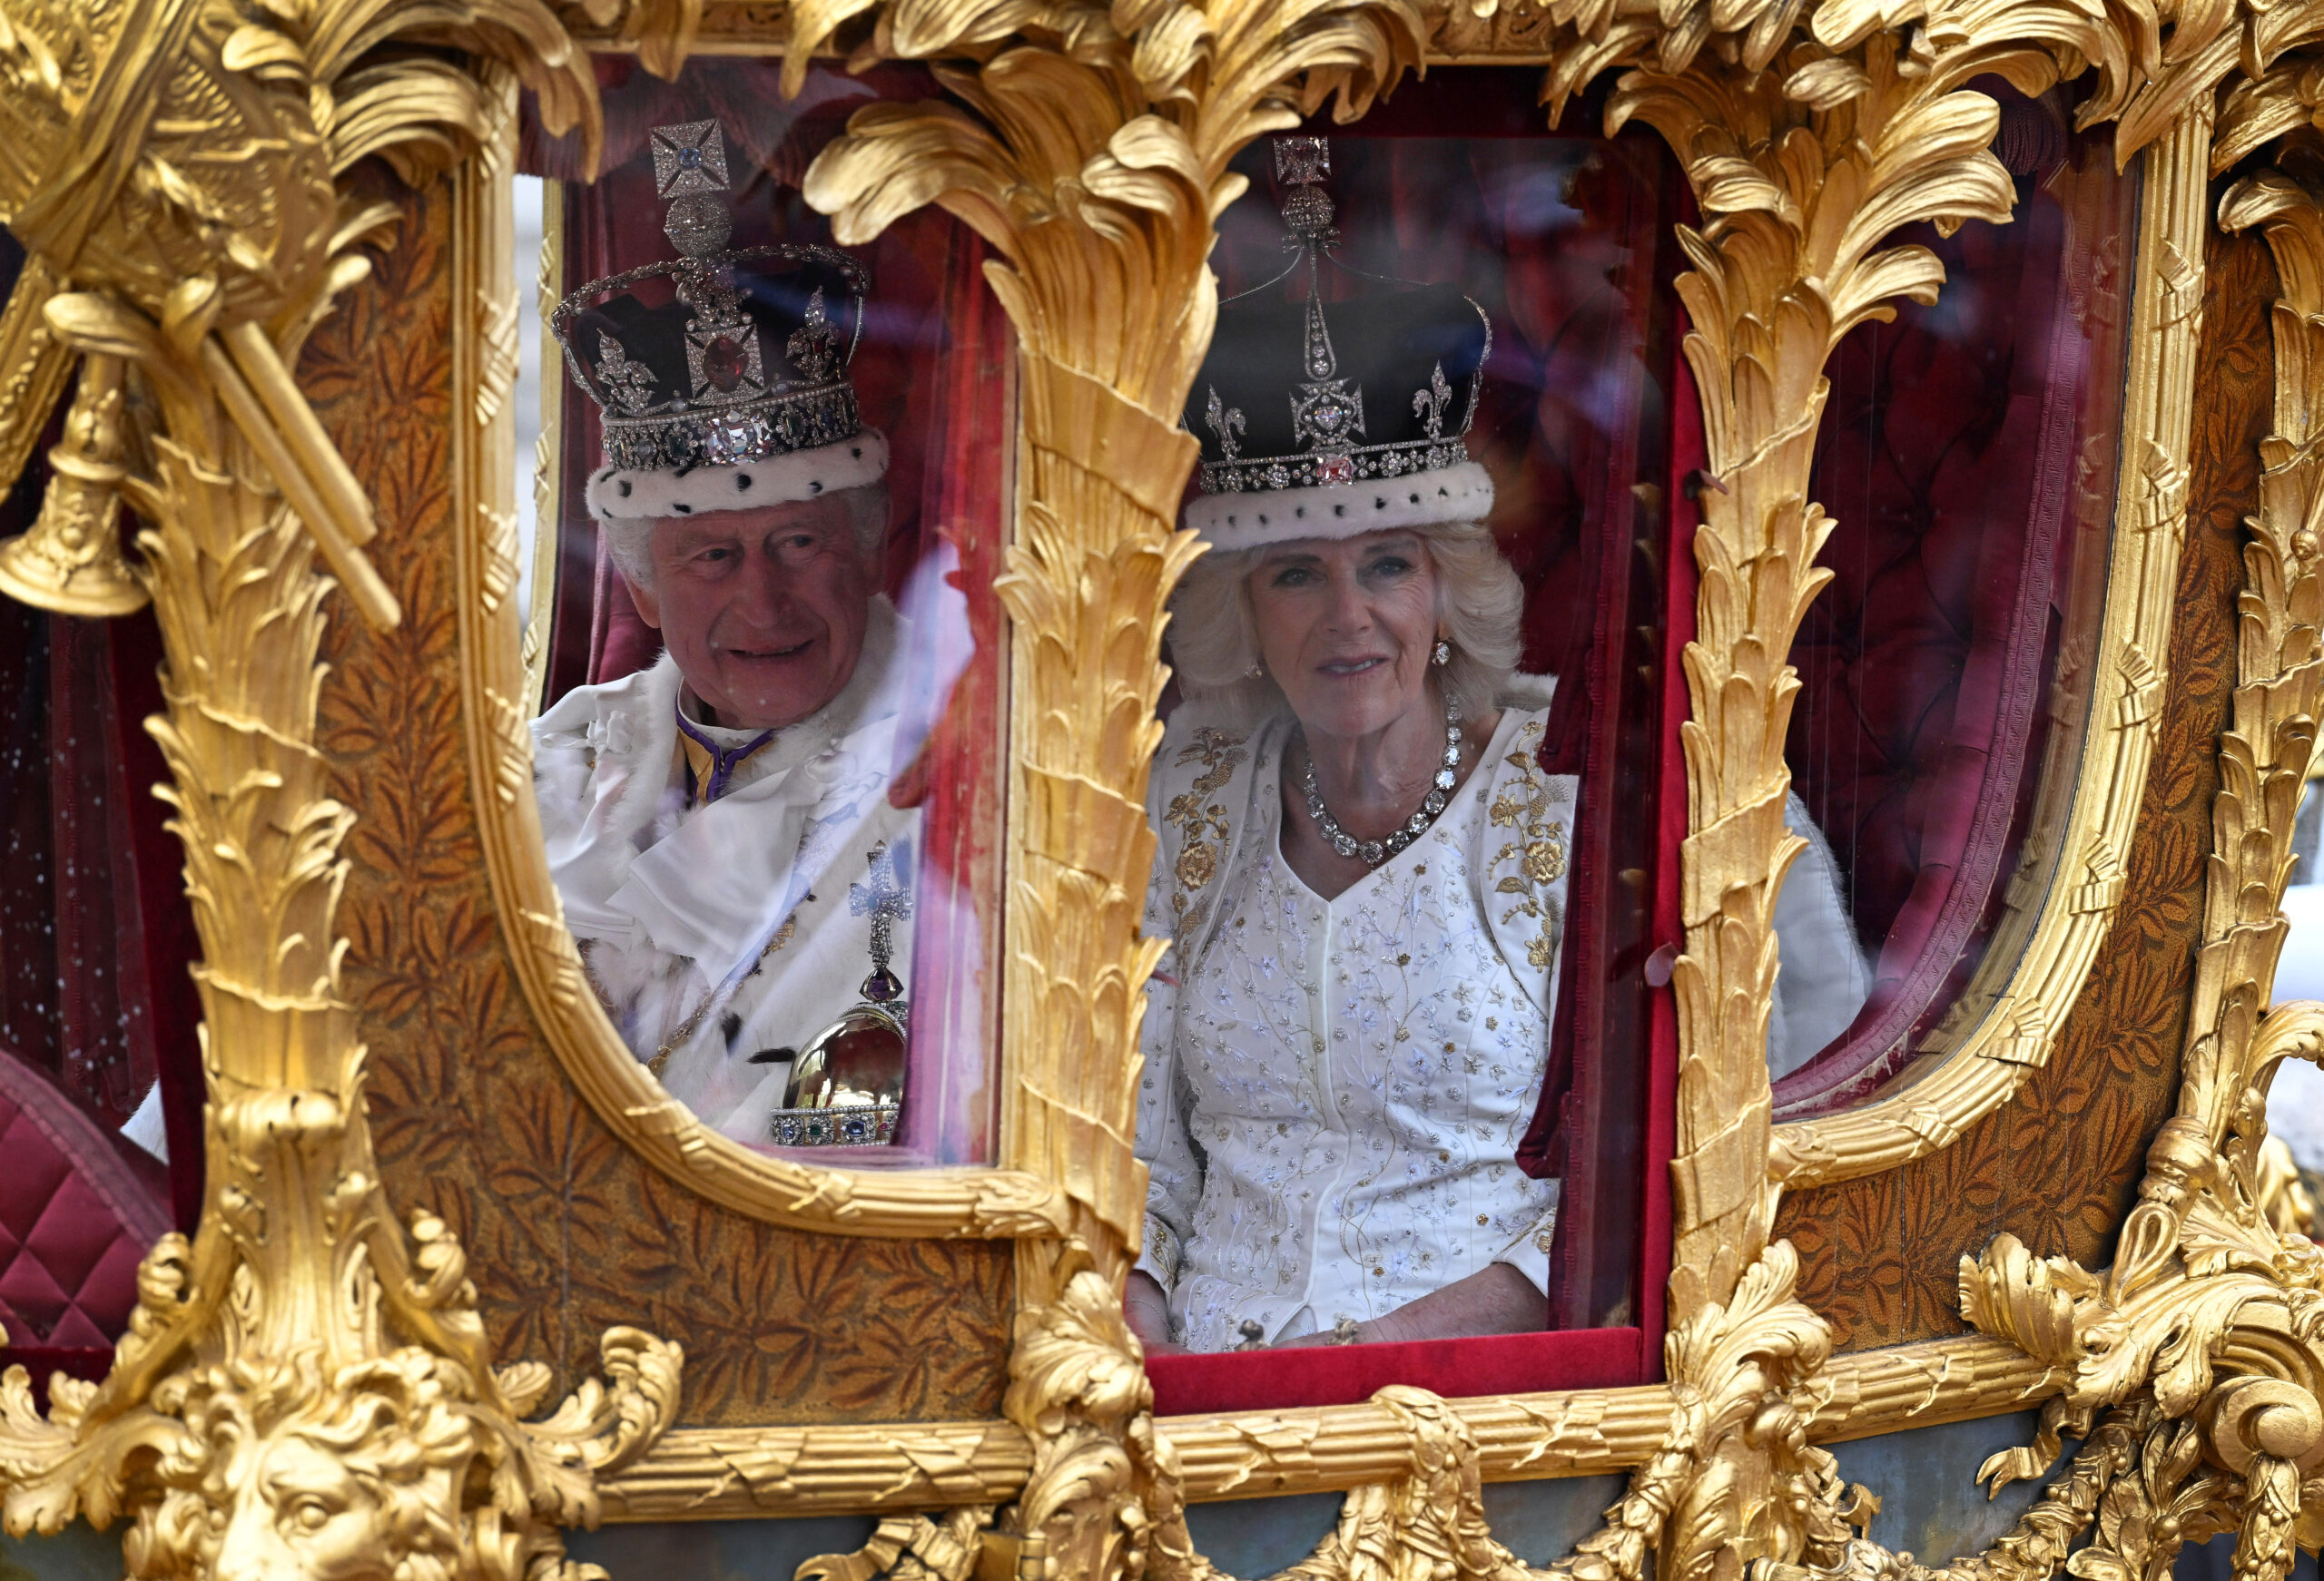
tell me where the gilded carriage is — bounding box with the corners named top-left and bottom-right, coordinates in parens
top-left (1, 0), bottom-right (2322, 1574)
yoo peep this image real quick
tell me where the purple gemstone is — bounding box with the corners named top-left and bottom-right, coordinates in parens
top-left (861, 967), bottom-right (904, 1003)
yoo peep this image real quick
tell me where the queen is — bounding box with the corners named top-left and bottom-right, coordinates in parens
top-left (1127, 145), bottom-right (1870, 1355)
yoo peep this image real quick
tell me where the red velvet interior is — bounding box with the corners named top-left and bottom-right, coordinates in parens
top-left (1773, 94), bottom-right (2131, 1113)
top-left (0, 233), bottom-right (201, 1387)
top-left (0, 1045), bottom-right (171, 1350)
top-left (1148, 1324), bottom-right (1647, 1416)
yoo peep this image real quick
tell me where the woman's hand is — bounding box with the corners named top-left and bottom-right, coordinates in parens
top-left (1275, 1264), bottom-right (1542, 1348)
top-left (1125, 1271), bottom-right (1184, 1356)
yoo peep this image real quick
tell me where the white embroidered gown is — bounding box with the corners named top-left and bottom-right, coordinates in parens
top-left (1138, 699), bottom-right (1569, 1352)
top-left (1135, 683), bottom-right (1871, 1353)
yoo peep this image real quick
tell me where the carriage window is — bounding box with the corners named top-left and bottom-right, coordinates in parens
top-left (519, 64), bottom-right (1010, 1165)
top-left (1133, 115), bottom-right (1689, 1376)
top-left (1774, 88), bottom-right (2132, 1115)
top-left (1130, 79), bottom-right (2134, 1384)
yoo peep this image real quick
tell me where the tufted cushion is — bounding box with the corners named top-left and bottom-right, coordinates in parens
top-left (1777, 93), bottom-right (2107, 1112)
top-left (0, 1045), bottom-right (170, 1349)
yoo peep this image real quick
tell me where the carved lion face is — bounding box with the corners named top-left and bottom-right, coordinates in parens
top-left (132, 1350), bottom-right (476, 1581)
top-left (213, 1432), bottom-right (419, 1581)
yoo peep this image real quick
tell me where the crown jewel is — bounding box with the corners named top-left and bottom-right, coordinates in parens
top-left (1186, 136), bottom-right (1491, 501)
top-left (553, 120), bottom-right (871, 476)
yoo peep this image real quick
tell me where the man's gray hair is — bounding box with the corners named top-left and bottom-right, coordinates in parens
top-left (1167, 518), bottom-right (1525, 729)
top-left (601, 481), bottom-right (891, 587)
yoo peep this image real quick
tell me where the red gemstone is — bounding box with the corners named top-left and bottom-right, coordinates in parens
top-left (701, 335), bottom-right (747, 391)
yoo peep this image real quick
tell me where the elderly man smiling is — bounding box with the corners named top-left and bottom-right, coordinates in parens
top-left (532, 123), bottom-right (916, 1146)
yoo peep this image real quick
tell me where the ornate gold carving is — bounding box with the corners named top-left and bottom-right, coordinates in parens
top-left (462, 86), bottom-right (1072, 1244)
top-left (1769, 102), bottom-right (2217, 1190)
top-left (34, 0), bottom-right (2283, 1566)
top-left (0, 5), bottom-right (683, 1580)
top-left (602, 1423), bottom-right (1035, 1517)
top-left (0, 253), bottom-right (70, 492)
top-left (0, 347), bottom-right (148, 615)
top-left (523, 178), bottom-right (566, 712)
top-left (791, 0), bottom-right (1451, 1565)
top-left (1754, 123), bottom-right (2324, 1581)
top-left (797, 1506), bottom-right (1003, 1581)
top-left (586, 1332), bottom-right (2054, 1520)
top-left (2254, 1134), bottom-right (2318, 1235)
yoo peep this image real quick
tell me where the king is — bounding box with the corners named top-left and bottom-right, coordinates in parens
top-left (533, 120), bottom-right (915, 1148)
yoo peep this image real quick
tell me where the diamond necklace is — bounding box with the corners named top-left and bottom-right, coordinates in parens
top-left (1301, 691), bottom-right (1463, 869)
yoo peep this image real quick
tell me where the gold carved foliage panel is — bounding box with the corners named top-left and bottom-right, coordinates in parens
top-left (15, 0), bottom-right (2324, 1566)
top-left (1773, 225), bottom-right (2276, 1351)
top-left (309, 168), bottom-right (1014, 1429)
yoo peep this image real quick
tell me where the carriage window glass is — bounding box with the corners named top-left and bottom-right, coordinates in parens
top-left (1773, 86), bottom-right (2132, 1115)
top-left (1131, 122), bottom-right (1688, 1357)
top-left (519, 63), bottom-right (1011, 1164)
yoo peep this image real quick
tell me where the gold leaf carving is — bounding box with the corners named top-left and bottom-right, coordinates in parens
top-left (1762, 116), bottom-right (2324, 1581)
top-left (0, 8), bottom-right (679, 1581)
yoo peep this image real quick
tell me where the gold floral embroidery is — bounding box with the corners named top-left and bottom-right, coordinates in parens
top-left (1162, 726), bottom-right (1247, 936)
top-left (1488, 723), bottom-right (1569, 970)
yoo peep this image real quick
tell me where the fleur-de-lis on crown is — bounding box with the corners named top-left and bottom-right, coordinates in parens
top-left (596, 332), bottom-right (659, 414)
top-left (1205, 386), bottom-right (1246, 459)
top-left (1413, 362), bottom-right (1453, 440)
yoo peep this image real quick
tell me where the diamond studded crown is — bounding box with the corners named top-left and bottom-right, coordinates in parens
top-left (551, 120), bottom-right (871, 475)
top-left (1186, 137), bottom-right (1492, 499)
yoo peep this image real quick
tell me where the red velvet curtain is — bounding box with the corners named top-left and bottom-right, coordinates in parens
top-left (0, 227), bottom-right (205, 1383)
top-left (0, 237), bottom-right (203, 1202)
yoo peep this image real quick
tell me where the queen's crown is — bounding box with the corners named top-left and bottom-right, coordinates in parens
top-left (1187, 137), bottom-right (1491, 497)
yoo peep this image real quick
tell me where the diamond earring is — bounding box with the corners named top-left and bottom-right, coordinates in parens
top-left (1246, 661), bottom-right (1265, 679)
top-left (1433, 640), bottom-right (1452, 667)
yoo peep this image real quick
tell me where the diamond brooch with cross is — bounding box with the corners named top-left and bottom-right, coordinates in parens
top-left (1275, 135), bottom-right (1361, 484)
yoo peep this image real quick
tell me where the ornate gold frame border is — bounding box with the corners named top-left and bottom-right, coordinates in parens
top-left (593, 1332), bottom-right (2055, 1518)
top-left (14, 0), bottom-right (2324, 1570)
top-left (465, 10), bottom-right (2193, 1242)
top-left (521, 176), bottom-right (565, 715)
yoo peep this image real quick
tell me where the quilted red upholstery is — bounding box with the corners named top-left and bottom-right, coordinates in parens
top-left (1777, 92), bottom-right (2127, 1112)
top-left (0, 1044), bottom-right (169, 1349)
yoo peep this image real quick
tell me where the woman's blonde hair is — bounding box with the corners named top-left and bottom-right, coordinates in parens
top-left (1167, 519), bottom-right (1525, 729)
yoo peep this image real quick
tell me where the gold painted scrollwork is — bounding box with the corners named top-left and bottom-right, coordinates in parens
top-left (0, 1), bottom-right (680, 1577)
top-left (797, 0), bottom-right (1426, 1568)
top-left (1759, 112), bottom-right (2324, 1581)
top-left (11, 0), bottom-right (2324, 1568)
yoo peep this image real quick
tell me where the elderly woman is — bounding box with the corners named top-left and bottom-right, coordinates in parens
top-left (1128, 237), bottom-right (1867, 1354)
